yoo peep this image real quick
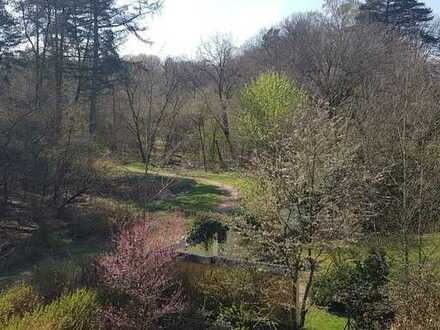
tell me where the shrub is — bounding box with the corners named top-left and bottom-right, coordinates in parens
top-left (313, 250), bottom-right (393, 328)
top-left (392, 267), bottom-right (440, 329)
top-left (31, 259), bottom-right (96, 301)
top-left (186, 213), bottom-right (229, 247)
top-left (97, 222), bottom-right (185, 329)
top-left (181, 264), bottom-right (285, 327)
top-left (340, 249), bottom-right (393, 329)
top-left (312, 263), bottom-right (352, 313)
top-left (0, 283), bottom-right (42, 327)
top-left (5, 288), bottom-right (100, 330)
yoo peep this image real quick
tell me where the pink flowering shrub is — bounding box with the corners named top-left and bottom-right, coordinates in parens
top-left (97, 216), bottom-right (185, 329)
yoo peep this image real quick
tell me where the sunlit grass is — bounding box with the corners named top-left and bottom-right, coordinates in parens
top-left (305, 307), bottom-right (347, 330)
top-left (144, 182), bottom-right (224, 213)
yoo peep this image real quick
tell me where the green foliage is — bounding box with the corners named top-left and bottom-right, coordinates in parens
top-left (312, 264), bottom-right (353, 313)
top-left (186, 213), bottom-right (229, 246)
top-left (239, 71), bottom-right (305, 145)
top-left (313, 250), bottom-right (393, 328)
top-left (31, 259), bottom-right (96, 301)
top-left (5, 289), bottom-right (100, 330)
top-left (334, 249), bottom-right (393, 329)
top-left (0, 283), bottom-right (42, 327)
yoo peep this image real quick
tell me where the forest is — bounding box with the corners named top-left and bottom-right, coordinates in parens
top-left (1, 0), bottom-right (440, 329)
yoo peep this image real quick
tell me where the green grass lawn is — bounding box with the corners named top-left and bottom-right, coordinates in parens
top-left (305, 308), bottom-right (347, 330)
top-left (144, 182), bottom-right (225, 213)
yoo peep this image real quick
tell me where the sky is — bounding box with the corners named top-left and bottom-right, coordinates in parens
top-left (120, 0), bottom-right (440, 59)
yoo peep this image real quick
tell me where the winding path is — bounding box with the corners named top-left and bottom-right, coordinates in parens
top-left (148, 169), bottom-right (241, 214)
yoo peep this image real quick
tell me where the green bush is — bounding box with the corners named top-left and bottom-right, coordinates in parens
top-left (186, 213), bottom-right (229, 246)
top-left (5, 289), bottom-right (100, 330)
top-left (31, 259), bottom-right (96, 301)
top-left (313, 249), bottom-right (393, 328)
top-left (312, 264), bottom-right (352, 313)
top-left (0, 283), bottom-right (42, 327)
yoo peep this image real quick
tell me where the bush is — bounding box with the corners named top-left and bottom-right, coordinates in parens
top-left (186, 213), bottom-right (229, 246)
top-left (5, 289), bottom-right (100, 330)
top-left (392, 267), bottom-right (440, 329)
top-left (181, 264), bottom-right (286, 327)
top-left (97, 222), bottom-right (185, 329)
top-left (336, 249), bottom-right (393, 329)
top-left (312, 264), bottom-right (352, 313)
top-left (31, 259), bottom-right (97, 301)
top-left (313, 250), bottom-right (393, 328)
top-left (0, 283), bottom-right (42, 327)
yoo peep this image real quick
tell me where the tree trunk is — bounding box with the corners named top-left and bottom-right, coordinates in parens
top-left (54, 8), bottom-right (65, 139)
top-left (89, 0), bottom-right (99, 139)
top-left (198, 120), bottom-right (208, 172)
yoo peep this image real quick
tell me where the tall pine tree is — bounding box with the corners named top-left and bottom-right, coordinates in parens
top-left (0, 0), bottom-right (20, 65)
top-left (357, 0), bottom-right (435, 41)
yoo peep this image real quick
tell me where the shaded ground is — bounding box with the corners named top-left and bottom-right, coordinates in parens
top-left (0, 163), bottom-right (230, 288)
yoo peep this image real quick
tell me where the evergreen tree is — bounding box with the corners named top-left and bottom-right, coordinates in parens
top-left (340, 249), bottom-right (394, 330)
top-left (357, 0), bottom-right (435, 42)
top-left (357, 0), bottom-right (393, 25)
top-left (0, 0), bottom-right (20, 64)
top-left (85, 0), bottom-right (162, 138)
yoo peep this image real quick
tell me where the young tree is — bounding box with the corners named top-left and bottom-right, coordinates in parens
top-left (239, 72), bottom-right (305, 152)
top-left (234, 105), bottom-right (377, 329)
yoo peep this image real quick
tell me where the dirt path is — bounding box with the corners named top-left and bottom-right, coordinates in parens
top-left (200, 179), bottom-right (239, 214)
top-left (148, 169), bottom-right (241, 214)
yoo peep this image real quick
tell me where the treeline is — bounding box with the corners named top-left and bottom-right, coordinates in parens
top-left (1, 0), bottom-right (439, 210)
top-left (1, 0), bottom-right (439, 244)
top-left (0, 0), bottom-right (161, 214)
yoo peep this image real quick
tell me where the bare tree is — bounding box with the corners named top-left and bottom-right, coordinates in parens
top-left (197, 34), bottom-right (240, 160)
top-left (123, 56), bottom-right (186, 174)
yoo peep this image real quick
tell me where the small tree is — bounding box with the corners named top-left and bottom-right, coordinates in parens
top-left (97, 220), bottom-right (185, 329)
top-left (239, 71), bottom-right (305, 151)
top-left (234, 105), bottom-right (377, 329)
